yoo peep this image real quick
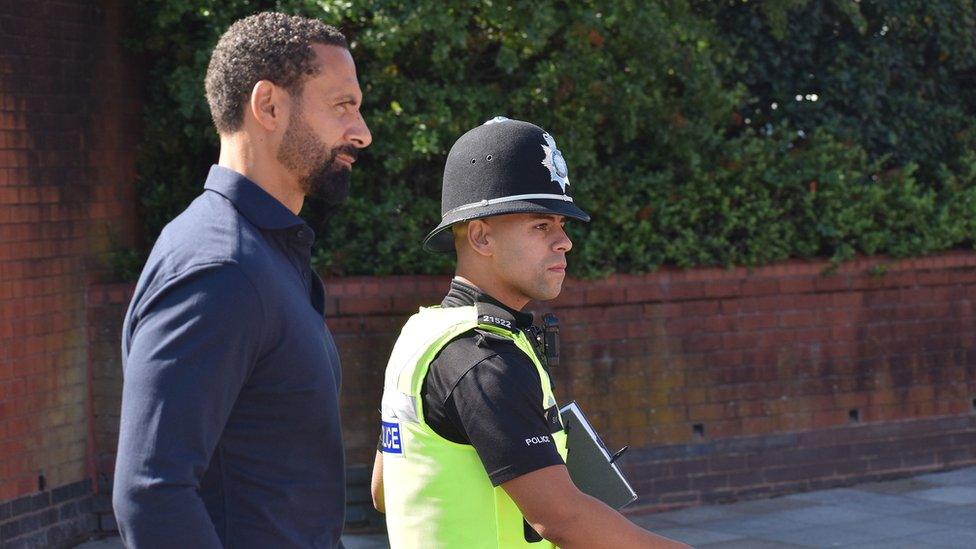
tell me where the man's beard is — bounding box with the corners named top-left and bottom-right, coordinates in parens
top-left (277, 105), bottom-right (358, 206)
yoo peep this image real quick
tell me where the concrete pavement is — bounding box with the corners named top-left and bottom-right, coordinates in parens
top-left (633, 466), bottom-right (976, 548)
top-left (76, 466), bottom-right (976, 548)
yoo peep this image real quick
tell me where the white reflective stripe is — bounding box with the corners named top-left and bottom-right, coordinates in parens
top-left (382, 391), bottom-right (419, 424)
top-left (445, 193), bottom-right (574, 216)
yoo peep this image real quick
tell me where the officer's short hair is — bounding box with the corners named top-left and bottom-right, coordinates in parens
top-left (205, 12), bottom-right (347, 134)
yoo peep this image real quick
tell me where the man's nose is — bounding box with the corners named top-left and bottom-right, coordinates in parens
top-left (554, 226), bottom-right (572, 252)
top-left (348, 111), bottom-right (372, 148)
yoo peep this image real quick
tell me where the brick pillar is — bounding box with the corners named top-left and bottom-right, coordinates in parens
top-left (0, 0), bottom-right (141, 545)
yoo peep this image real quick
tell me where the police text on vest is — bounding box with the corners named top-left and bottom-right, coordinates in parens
top-left (381, 421), bottom-right (403, 454)
top-left (525, 435), bottom-right (551, 446)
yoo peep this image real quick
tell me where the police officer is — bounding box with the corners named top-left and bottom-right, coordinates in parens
top-left (371, 118), bottom-right (687, 548)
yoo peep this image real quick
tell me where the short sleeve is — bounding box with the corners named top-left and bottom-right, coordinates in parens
top-left (449, 350), bottom-right (565, 486)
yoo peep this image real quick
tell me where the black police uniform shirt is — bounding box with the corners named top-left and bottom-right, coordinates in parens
top-left (114, 165), bottom-right (345, 548)
top-left (421, 279), bottom-right (565, 486)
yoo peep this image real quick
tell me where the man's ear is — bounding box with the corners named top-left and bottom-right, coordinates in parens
top-left (465, 219), bottom-right (493, 257)
top-left (249, 80), bottom-right (286, 132)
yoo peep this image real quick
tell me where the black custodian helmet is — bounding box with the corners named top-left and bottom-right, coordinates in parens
top-left (423, 117), bottom-right (591, 252)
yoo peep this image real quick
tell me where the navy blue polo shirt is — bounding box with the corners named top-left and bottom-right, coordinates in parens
top-left (113, 165), bottom-right (345, 548)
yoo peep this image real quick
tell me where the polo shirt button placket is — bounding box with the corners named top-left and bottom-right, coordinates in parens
top-left (287, 228), bottom-right (313, 294)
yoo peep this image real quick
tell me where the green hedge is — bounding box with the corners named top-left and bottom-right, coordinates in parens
top-left (127, 0), bottom-right (976, 278)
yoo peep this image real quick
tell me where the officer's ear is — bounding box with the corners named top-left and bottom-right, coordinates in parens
top-left (465, 219), bottom-right (493, 257)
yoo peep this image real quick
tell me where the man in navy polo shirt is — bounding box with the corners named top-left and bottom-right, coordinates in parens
top-left (112, 12), bottom-right (371, 548)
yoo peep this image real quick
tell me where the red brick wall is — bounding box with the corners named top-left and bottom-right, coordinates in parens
top-left (328, 253), bottom-right (976, 513)
top-left (549, 254), bottom-right (976, 447)
top-left (87, 256), bottom-right (976, 520)
top-left (328, 253), bottom-right (976, 471)
top-left (0, 1), bottom-right (140, 536)
top-left (86, 283), bottom-right (131, 500)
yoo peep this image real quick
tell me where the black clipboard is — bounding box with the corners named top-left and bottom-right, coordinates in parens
top-left (559, 401), bottom-right (638, 509)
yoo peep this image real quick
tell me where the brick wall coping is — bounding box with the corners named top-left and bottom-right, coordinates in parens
top-left (87, 250), bottom-right (976, 313)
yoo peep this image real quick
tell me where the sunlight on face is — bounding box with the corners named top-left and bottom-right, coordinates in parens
top-left (485, 213), bottom-right (573, 304)
top-left (277, 45), bottom-right (371, 204)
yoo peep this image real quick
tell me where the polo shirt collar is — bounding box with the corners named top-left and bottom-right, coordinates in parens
top-left (442, 278), bottom-right (534, 331)
top-left (204, 165), bottom-right (306, 230)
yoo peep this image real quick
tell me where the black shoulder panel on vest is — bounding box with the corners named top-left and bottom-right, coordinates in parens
top-left (475, 302), bottom-right (519, 332)
top-left (431, 328), bottom-right (522, 388)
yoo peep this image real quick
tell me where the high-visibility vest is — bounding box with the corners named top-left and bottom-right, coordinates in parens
top-left (380, 305), bottom-right (568, 548)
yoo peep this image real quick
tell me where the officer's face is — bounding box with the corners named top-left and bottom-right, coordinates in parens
top-left (277, 44), bottom-right (372, 204)
top-left (484, 213), bottom-right (573, 304)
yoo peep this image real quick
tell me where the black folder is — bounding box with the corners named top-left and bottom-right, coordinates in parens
top-left (559, 401), bottom-right (638, 509)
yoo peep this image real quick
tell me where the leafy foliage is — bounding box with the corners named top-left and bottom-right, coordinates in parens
top-left (128, 0), bottom-right (976, 277)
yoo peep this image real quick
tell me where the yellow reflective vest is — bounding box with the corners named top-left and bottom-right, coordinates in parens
top-left (380, 306), bottom-right (568, 548)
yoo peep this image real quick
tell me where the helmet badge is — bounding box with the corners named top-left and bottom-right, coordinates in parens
top-left (541, 132), bottom-right (570, 193)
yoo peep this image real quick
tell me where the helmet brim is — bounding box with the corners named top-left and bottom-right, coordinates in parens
top-left (423, 198), bottom-right (591, 253)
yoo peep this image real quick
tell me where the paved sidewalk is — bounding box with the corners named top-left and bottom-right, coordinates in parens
top-left (73, 532), bottom-right (392, 549)
top-left (634, 466), bottom-right (976, 548)
top-left (77, 466), bottom-right (976, 548)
